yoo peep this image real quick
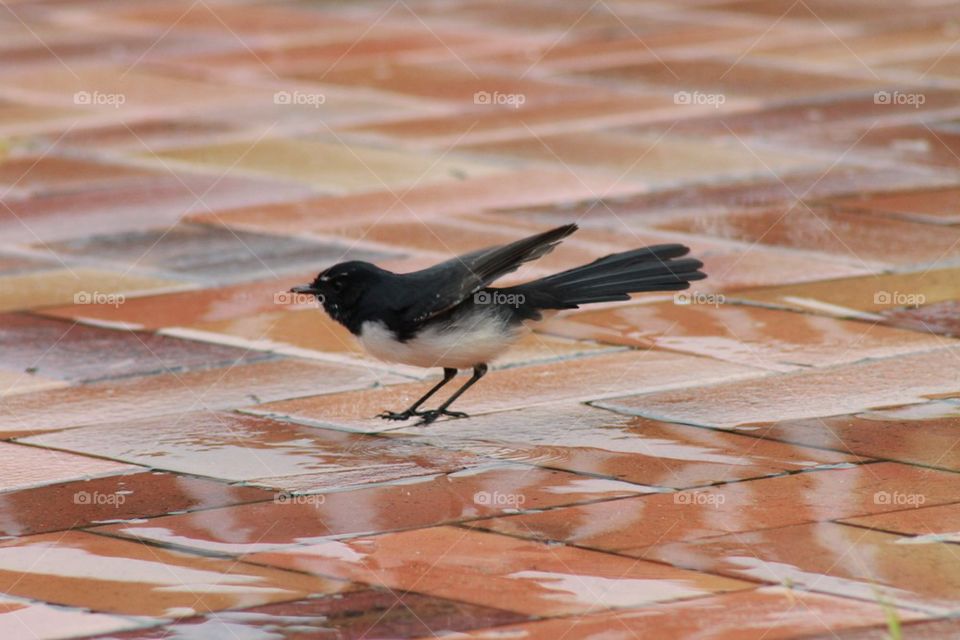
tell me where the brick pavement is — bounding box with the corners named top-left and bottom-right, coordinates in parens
top-left (2, 0), bottom-right (960, 637)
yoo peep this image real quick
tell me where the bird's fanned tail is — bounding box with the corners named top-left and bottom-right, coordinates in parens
top-left (507, 244), bottom-right (706, 310)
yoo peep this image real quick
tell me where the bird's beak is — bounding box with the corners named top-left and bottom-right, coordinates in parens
top-left (290, 285), bottom-right (319, 294)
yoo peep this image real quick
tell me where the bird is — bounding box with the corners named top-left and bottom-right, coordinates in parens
top-left (291, 223), bottom-right (705, 425)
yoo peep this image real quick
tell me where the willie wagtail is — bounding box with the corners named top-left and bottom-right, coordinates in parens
top-left (291, 224), bottom-right (705, 425)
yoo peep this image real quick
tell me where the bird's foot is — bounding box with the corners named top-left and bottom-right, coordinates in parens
top-left (377, 409), bottom-right (418, 421)
top-left (415, 409), bottom-right (468, 426)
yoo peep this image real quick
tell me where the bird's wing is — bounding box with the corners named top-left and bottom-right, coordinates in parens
top-left (401, 223), bottom-right (578, 323)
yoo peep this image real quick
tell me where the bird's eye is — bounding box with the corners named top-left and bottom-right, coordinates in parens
top-left (331, 279), bottom-right (345, 292)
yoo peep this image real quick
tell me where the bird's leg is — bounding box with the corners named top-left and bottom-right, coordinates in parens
top-left (416, 364), bottom-right (488, 425)
top-left (378, 368), bottom-right (458, 421)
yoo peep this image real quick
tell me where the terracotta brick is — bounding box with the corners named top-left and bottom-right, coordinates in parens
top-left (655, 206), bottom-right (960, 267)
top-left (94, 464), bottom-right (652, 553)
top-left (842, 498), bottom-right (960, 542)
top-left (709, 0), bottom-right (933, 24)
top-left (0, 594), bottom-right (139, 639)
top-left (460, 130), bottom-right (811, 187)
top-left (0, 98), bottom-right (84, 136)
top-left (646, 522), bottom-right (960, 614)
top-left (596, 346), bottom-right (960, 428)
top-left (0, 313), bottom-right (266, 382)
top-left (0, 531), bottom-right (349, 617)
top-left (347, 95), bottom-right (681, 148)
top-left (245, 350), bottom-right (763, 433)
top-left (627, 88), bottom-right (960, 140)
top-left (87, 3), bottom-right (363, 37)
top-left (802, 618), bottom-right (960, 640)
top-left (466, 462), bottom-right (960, 552)
top-left (147, 136), bottom-right (501, 194)
top-left (753, 24), bottom-right (960, 66)
top-left (0, 267), bottom-right (189, 314)
top-left (0, 370), bottom-right (67, 397)
top-left (248, 526), bottom-right (751, 616)
top-left (20, 412), bottom-right (482, 484)
top-left (0, 471), bottom-right (272, 537)
top-left (0, 359), bottom-right (397, 437)
top-left (0, 32), bottom-right (209, 76)
top-left (566, 57), bottom-right (879, 101)
top-left (446, 587), bottom-right (921, 640)
top-left (736, 402), bottom-right (960, 472)
top-left (541, 301), bottom-right (947, 371)
top-left (41, 223), bottom-right (398, 284)
top-left (38, 272), bottom-right (317, 330)
top-left (478, 23), bottom-right (778, 73)
top-left (187, 169), bottom-right (640, 234)
top-left (4, 66), bottom-right (277, 115)
top-left (795, 123), bottom-right (960, 170)
top-left (97, 590), bottom-right (527, 639)
top-left (498, 165), bottom-right (957, 224)
top-left (0, 173), bottom-right (314, 244)
top-left (884, 51), bottom-right (960, 80)
top-left (387, 403), bottom-right (858, 488)
top-left (37, 118), bottom-right (240, 153)
top-left (0, 252), bottom-right (58, 277)
top-left (828, 187), bottom-right (960, 225)
top-left (295, 62), bottom-right (618, 106)
top-left (0, 442), bottom-right (136, 493)
top-left (880, 300), bottom-right (960, 336)
top-left (178, 29), bottom-right (495, 77)
top-left (0, 156), bottom-right (158, 198)
top-left (732, 266), bottom-right (960, 318)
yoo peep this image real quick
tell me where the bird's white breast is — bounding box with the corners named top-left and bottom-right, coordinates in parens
top-left (359, 316), bottom-right (521, 369)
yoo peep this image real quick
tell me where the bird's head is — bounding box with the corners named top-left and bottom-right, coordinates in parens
top-left (290, 261), bottom-right (387, 329)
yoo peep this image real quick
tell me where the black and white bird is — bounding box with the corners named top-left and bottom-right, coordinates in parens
top-left (291, 224), bottom-right (705, 425)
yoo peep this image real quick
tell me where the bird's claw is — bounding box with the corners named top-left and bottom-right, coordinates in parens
top-left (415, 409), bottom-right (468, 425)
top-left (377, 410), bottom-right (416, 421)
top-left (377, 408), bottom-right (469, 424)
